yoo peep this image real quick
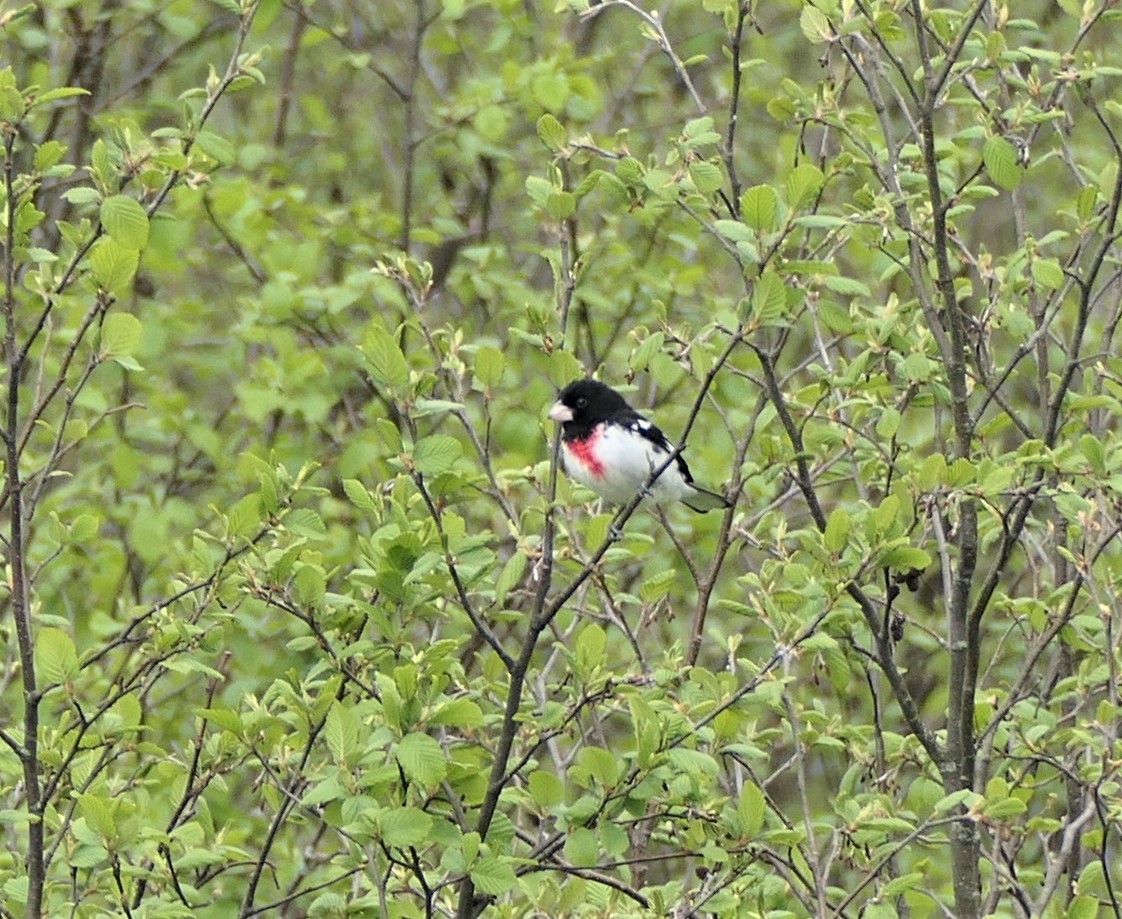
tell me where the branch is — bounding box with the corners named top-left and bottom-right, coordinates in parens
top-left (581, 1), bottom-right (706, 113)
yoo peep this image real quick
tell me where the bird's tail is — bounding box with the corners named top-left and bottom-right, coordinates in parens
top-left (682, 486), bottom-right (732, 514)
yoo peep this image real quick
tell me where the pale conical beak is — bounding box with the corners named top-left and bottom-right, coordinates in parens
top-left (549, 401), bottom-right (572, 422)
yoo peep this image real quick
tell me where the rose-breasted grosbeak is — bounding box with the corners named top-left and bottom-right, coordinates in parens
top-left (549, 379), bottom-right (731, 513)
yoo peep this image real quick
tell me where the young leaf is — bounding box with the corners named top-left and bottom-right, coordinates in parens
top-left (100, 313), bottom-right (143, 369)
top-left (738, 782), bottom-right (766, 836)
top-left (89, 238), bottom-right (139, 294)
top-left (285, 508), bottom-right (327, 539)
top-left (412, 435), bottom-right (463, 475)
top-left (473, 345), bottom-right (505, 387)
top-left (800, 5), bottom-right (833, 43)
top-left (689, 161), bottom-right (724, 194)
top-left (325, 701), bottom-right (360, 766)
top-left (786, 163), bottom-right (825, 209)
top-left (36, 627), bottom-right (79, 685)
top-left (342, 478), bottom-right (376, 511)
top-left (1031, 258), bottom-right (1064, 290)
top-left (750, 271), bottom-right (787, 325)
top-left (361, 324), bottom-right (410, 391)
top-left (470, 857), bottom-right (518, 895)
top-left (395, 732), bottom-right (448, 786)
top-left (100, 195), bottom-right (150, 250)
top-left (740, 184), bottom-right (778, 230)
top-left (528, 771), bottom-right (565, 808)
top-left (536, 113), bottom-right (567, 151)
top-left (294, 564), bottom-right (326, 607)
top-left (380, 807), bottom-right (434, 847)
top-left (823, 507), bottom-right (850, 553)
top-left (982, 136), bottom-right (1023, 191)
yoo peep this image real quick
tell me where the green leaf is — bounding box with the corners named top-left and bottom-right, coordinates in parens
top-left (36, 627), bottom-right (79, 685)
top-left (225, 493), bottom-right (262, 538)
top-left (667, 747), bottom-right (719, 777)
top-left (470, 857), bottom-right (518, 895)
top-left (901, 351), bottom-right (934, 382)
top-left (629, 331), bottom-right (664, 374)
top-left (380, 807), bottom-right (433, 847)
top-left (548, 349), bottom-right (584, 388)
top-left (62, 187), bottom-right (101, 206)
top-left (574, 623), bottom-right (607, 671)
top-left (495, 551), bottom-right (526, 605)
top-left (0, 877), bottom-right (26, 908)
top-left (786, 163), bottom-right (825, 209)
top-left (530, 70), bottom-right (569, 112)
top-left (683, 116), bottom-right (718, 142)
top-left (89, 238), bottom-right (139, 295)
top-left (689, 161), bottom-right (724, 194)
top-left (714, 219), bottom-right (753, 243)
top-left (294, 564), bottom-right (326, 607)
top-left (0, 84), bottom-right (25, 121)
top-left (1076, 185), bottom-right (1097, 220)
top-left (193, 129), bottom-right (235, 165)
top-left (576, 747), bottom-right (621, 786)
top-left (822, 275), bottom-right (871, 297)
top-left (985, 797), bottom-right (1027, 819)
top-left (31, 86), bottom-right (91, 107)
top-left (750, 271), bottom-right (787, 325)
top-left (473, 345), bottom-right (505, 387)
top-left (285, 508), bottom-right (326, 539)
top-left (877, 408), bottom-right (901, 439)
top-left (100, 313), bottom-right (143, 370)
top-left (525, 175), bottom-right (551, 207)
top-left (880, 545), bottom-right (931, 572)
top-left (1068, 896), bottom-right (1100, 919)
top-left (545, 190), bottom-right (576, 220)
top-left (100, 195), bottom-right (149, 250)
top-left (257, 469), bottom-right (280, 514)
top-left (69, 513), bottom-right (100, 542)
top-left (738, 783), bottom-right (766, 835)
top-left (428, 697), bottom-right (484, 728)
top-left (342, 478), bottom-right (375, 510)
top-left (301, 775), bottom-right (344, 808)
top-left (528, 770), bottom-right (565, 808)
top-left (823, 507), bottom-right (850, 553)
top-left (800, 5), bottom-right (833, 43)
top-left (639, 567), bottom-right (676, 603)
top-left (563, 826), bottom-right (600, 867)
top-left (474, 104), bottom-right (507, 142)
top-left (34, 140), bottom-right (68, 173)
top-left (412, 434), bottom-right (463, 475)
top-left (197, 707), bottom-right (243, 734)
top-left (78, 794), bottom-right (117, 838)
top-left (361, 324), bottom-right (410, 391)
top-left (536, 113), bottom-right (567, 151)
top-left (325, 701), bottom-right (359, 766)
top-left (741, 184), bottom-right (778, 230)
top-left (982, 136), bottom-right (1023, 191)
top-left (395, 732), bottom-right (447, 786)
top-left (1031, 258), bottom-right (1065, 290)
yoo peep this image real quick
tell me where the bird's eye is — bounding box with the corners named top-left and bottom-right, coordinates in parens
top-left (577, 397), bottom-right (587, 408)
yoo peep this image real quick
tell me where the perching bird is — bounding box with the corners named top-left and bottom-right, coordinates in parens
top-left (549, 379), bottom-right (731, 513)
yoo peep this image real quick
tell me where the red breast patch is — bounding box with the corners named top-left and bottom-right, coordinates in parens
top-left (566, 428), bottom-right (605, 479)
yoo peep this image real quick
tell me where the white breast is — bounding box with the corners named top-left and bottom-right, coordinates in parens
top-left (562, 422), bottom-right (693, 505)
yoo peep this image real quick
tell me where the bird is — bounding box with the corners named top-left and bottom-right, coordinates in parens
top-left (548, 379), bottom-right (731, 513)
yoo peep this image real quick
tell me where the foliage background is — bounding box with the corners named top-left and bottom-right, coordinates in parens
top-left (2, 0), bottom-right (1122, 917)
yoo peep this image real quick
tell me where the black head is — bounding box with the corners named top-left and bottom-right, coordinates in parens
top-left (549, 379), bottom-right (632, 437)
